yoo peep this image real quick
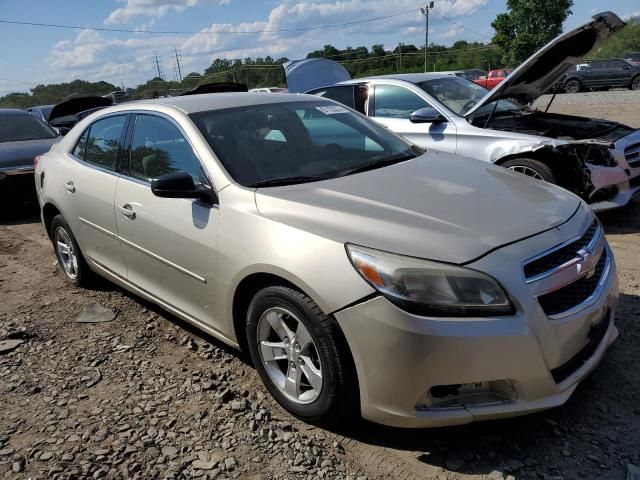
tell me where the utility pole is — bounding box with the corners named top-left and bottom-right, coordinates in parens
top-left (420, 2), bottom-right (435, 73)
top-left (174, 49), bottom-right (183, 82)
top-left (152, 51), bottom-right (164, 80)
top-left (398, 42), bottom-right (403, 72)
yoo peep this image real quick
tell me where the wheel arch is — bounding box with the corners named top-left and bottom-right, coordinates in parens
top-left (231, 271), bottom-right (317, 353)
top-left (42, 202), bottom-right (62, 240)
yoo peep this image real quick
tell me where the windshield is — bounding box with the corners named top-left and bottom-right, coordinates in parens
top-left (0, 114), bottom-right (58, 143)
top-left (414, 77), bottom-right (521, 117)
top-left (191, 101), bottom-right (420, 187)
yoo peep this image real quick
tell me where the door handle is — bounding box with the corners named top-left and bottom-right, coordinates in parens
top-left (118, 204), bottom-right (136, 219)
top-left (64, 181), bottom-right (75, 193)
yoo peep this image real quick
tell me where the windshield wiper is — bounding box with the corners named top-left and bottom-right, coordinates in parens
top-left (332, 153), bottom-right (417, 177)
top-left (249, 175), bottom-right (330, 188)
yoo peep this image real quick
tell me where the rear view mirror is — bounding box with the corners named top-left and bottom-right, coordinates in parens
top-left (410, 107), bottom-right (447, 124)
top-left (151, 171), bottom-right (218, 205)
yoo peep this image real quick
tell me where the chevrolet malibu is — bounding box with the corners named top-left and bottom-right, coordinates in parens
top-left (35, 93), bottom-right (618, 428)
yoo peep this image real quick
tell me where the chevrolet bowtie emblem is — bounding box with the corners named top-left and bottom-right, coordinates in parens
top-left (577, 250), bottom-right (597, 279)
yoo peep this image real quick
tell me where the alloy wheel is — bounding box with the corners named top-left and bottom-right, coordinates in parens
top-left (256, 307), bottom-right (323, 404)
top-left (508, 165), bottom-right (544, 180)
top-left (55, 227), bottom-right (79, 280)
top-left (632, 77), bottom-right (640, 91)
top-left (565, 81), bottom-right (579, 94)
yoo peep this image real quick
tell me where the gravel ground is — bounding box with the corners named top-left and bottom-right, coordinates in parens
top-left (533, 91), bottom-right (640, 127)
top-left (2, 99), bottom-right (640, 480)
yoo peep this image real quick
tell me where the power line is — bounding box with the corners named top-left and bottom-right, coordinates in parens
top-left (0, 9), bottom-right (417, 36)
top-left (432, 10), bottom-right (490, 41)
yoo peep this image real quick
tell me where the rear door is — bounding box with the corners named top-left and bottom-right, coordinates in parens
top-left (60, 114), bottom-right (129, 278)
top-left (114, 113), bottom-right (221, 329)
top-left (370, 83), bottom-right (457, 154)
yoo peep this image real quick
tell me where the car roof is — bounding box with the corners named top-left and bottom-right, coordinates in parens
top-left (109, 92), bottom-right (319, 114)
top-left (0, 109), bottom-right (31, 117)
top-left (347, 73), bottom-right (453, 83)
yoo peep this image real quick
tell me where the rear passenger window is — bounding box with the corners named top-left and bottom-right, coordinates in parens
top-left (129, 115), bottom-right (202, 182)
top-left (373, 84), bottom-right (427, 119)
top-left (72, 129), bottom-right (89, 160)
top-left (84, 116), bottom-right (126, 171)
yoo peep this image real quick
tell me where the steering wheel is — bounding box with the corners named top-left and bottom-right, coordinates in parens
top-left (462, 100), bottom-right (477, 113)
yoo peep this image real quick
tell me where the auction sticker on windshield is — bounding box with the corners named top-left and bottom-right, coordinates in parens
top-left (316, 105), bottom-right (349, 115)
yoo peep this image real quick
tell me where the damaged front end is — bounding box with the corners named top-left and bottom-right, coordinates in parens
top-left (475, 111), bottom-right (639, 211)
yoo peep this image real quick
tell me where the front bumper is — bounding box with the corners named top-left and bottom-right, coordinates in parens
top-left (335, 213), bottom-right (619, 428)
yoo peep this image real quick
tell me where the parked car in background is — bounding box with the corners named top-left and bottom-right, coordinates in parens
top-left (47, 96), bottom-right (113, 135)
top-left (473, 68), bottom-right (512, 89)
top-left (624, 52), bottom-right (640, 64)
top-left (560, 58), bottom-right (640, 93)
top-left (249, 87), bottom-right (288, 93)
top-left (294, 12), bottom-right (640, 212)
top-left (27, 104), bottom-right (55, 123)
top-left (439, 69), bottom-right (488, 81)
top-left (0, 109), bottom-right (59, 205)
top-left (36, 92), bottom-right (618, 428)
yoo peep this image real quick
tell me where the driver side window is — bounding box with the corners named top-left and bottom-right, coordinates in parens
top-left (373, 84), bottom-right (428, 119)
top-left (128, 114), bottom-right (203, 182)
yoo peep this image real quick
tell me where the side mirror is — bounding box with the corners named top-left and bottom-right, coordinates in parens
top-left (151, 171), bottom-right (218, 205)
top-left (410, 107), bottom-right (447, 124)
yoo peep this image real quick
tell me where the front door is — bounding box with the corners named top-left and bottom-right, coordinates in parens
top-left (60, 114), bottom-right (129, 278)
top-left (370, 83), bottom-right (457, 154)
top-left (114, 113), bottom-right (221, 328)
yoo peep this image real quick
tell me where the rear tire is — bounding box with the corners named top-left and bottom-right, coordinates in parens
top-left (502, 158), bottom-right (557, 184)
top-left (246, 285), bottom-right (358, 425)
top-left (565, 79), bottom-right (581, 94)
top-left (631, 76), bottom-right (640, 91)
top-left (51, 214), bottom-right (92, 287)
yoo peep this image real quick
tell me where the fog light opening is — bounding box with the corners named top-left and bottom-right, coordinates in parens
top-left (416, 380), bottom-right (517, 411)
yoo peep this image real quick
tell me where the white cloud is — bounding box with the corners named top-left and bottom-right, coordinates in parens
top-left (105, 0), bottom-right (231, 25)
top-left (38, 0), bottom-right (490, 90)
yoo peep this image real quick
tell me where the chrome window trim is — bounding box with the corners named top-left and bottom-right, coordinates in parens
top-left (0, 165), bottom-right (34, 175)
top-left (522, 220), bottom-right (600, 284)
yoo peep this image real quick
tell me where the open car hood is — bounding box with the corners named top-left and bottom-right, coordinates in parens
top-left (465, 11), bottom-right (625, 117)
top-left (284, 58), bottom-right (351, 93)
top-left (48, 96), bottom-right (113, 123)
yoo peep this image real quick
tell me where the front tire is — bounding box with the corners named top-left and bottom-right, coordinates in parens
top-left (246, 285), bottom-right (357, 424)
top-left (565, 79), bottom-right (581, 94)
top-left (51, 214), bottom-right (92, 287)
top-left (502, 158), bottom-right (557, 184)
top-left (631, 76), bottom-right (640, 91)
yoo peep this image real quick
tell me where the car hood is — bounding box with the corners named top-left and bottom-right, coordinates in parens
top-left (0, 137), bottom-right (59, 169)
top-left (465, 11), bottom-right (626, 116)
top-left (284, 58), bottom-right (351, 94)
top-left (255, 150), bottom-right (581, 264)
top-left (48, 96), bottom-right (113, 123)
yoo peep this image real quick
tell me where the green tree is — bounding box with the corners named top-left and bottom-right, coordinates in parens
top-left (491, 0), bottom-right (573, 66)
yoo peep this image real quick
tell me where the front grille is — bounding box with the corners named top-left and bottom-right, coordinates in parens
top-left (625, 141), bottom-right (640, 168)
top-left (550, 310), bottom-right (611, 383)
top-left (537, 249), bottom-right (608, 317)
top-left (523, 221), bottom-right (598, 280)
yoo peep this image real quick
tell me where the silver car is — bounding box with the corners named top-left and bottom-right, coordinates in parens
top-left (292, 12), bottom-right (640, 212)
top-left (35, 92), bottom-right (618, 428)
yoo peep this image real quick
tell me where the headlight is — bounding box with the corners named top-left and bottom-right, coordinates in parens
top-left (346, 244), bottom-right (513, 317)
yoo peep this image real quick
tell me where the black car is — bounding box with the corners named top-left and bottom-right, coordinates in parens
top-left (0, 109), bottom-right (60, 205)
top-left (560, 58), bottom-right (640, 93)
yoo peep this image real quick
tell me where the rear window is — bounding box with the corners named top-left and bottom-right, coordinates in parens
top-left (0, 115), bottom-right (58, 143)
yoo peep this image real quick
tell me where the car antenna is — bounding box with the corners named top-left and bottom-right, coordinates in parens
top-left (544, 92), bottom-right (557, 113)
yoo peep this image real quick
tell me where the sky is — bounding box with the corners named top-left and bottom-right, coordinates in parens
top-left (0, 0), bottom-right (639, 96)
